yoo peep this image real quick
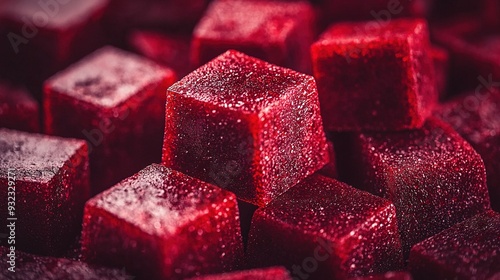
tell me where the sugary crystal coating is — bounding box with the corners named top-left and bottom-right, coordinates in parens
top-left (311, 19), bottom-right (436, 131)
top-left (0, 128), bottom-right (89, 255)
top-left (247, 174), bottom-right (403, 279)
top-left (163, 50), bottom-right (329, 206)
top-left (81, 164), bottom-right (243, 280)
top-left (351, 271), bottom-right (413, 280)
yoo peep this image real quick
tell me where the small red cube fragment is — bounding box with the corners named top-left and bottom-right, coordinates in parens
top-left (247, 175), bottom-right (403, 279)
top-left (81, 164), bottom-right (243, 280)
top-left (44, 46), bottom-right (176, 193)
top-left (0, 81), bottom-right (39, 132)
top-left (311, 19), bottom-right (437, 131)
top-left (434, 89), bottom-right (500, 211)
top-left (187, 266), bottom-right (292, 280)
top-left (0, 128), bottom-right (89, 255)
top-left (191, 0), bottom-right (315, 73)
top-left (334, 117), bottom-right (490, 255)
top-left (0, 247), bottom-right (133, 279)
top-left (409, 210), bottom-right (500, 280)
top-left (162, 50), bottom-right (329, 206)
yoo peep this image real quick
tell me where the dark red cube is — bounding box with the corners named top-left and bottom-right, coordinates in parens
top-left (409, 210), bottom-right (500, 280)
top-left (247, 174), bottom-right (403, 279)
top-left (0, 81), bottom-right (39, 132)
top-left (334, 117), bottom-right (491, 255)
top-left (191, 0), bottom-right (315, 73)
top-left (0, 0), bottom-right (108, 86)
top-left (81, 164), bottom-right (243, 280)
top-left (162, 50), bottom-right (329, 206)
top-left (434, 89), bottom-right (500, 211)
top-left (431, 45), bottom-right (449, 98)
top-left (187, 267), bottom-right (292, 280)
top-left (351, 271), bottom-right (413, 280)
top-left (311, 19), bottom-right (437, 131)
top-left (44, 46), bottom-right (176, 193)
top-left (0, 128), bottom-right (89, 255)
top-left (0, 247), bottom-right (132, 279)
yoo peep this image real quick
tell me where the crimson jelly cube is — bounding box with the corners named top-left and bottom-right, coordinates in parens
top-left (0, 0), bottom-right (108, 86)
top-left (187, 267), bottom-right (292, 280)
top-left (247, 175), bottom-right (403, 280)
top-left (434, 90), bottom-right (500, 211)
top-left (352, 272), bottom-right (413, 280)
top-left (0, 81), bottom-right (39, 132)
top-left (334, 117), bottom-right (490, 255)
top-left (0, 128), bottom-right (89, 255)
top-left (81, 164), bottom-right (243, 280)
top-left (162, 50), bottom-right (329, 206)
top-left (129, 30), bottom-right (192, 78)
top-left (431, 45), bottom-right (449, 98)
top-left (311, 19), bottom-right (437, 131)
top-left (191, 0), bottom-right (315, 73)
top-left (409, 210), bottom-right (500, 280)
top-left (0, 247), bottom-right (132, 280)
top-left (44, 46), bottom-right (176, 193)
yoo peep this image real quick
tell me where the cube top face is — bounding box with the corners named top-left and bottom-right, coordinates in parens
top-left (194, 0), bottom-right (311, 44)
top-left (0, 0), bottom-right (108, 29)
top-left (315, 19), bottom-right (427, 46)
top-left (258, 175), bottom-right (394, 240)
top-left (46, 46), bottom-right (174, 108)
top-left (188, 266), bottom-right (291, 280)
top-left (410, 210), bottom-right (500, 279)
top-left (87, 164), bottom-right (238, 237)
top-left (0, 128), bottom-right (86, 183)
top-left (169, 50), bottom-right (313, 113)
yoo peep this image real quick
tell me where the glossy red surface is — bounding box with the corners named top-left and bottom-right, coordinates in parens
top-left (191, 0), bottom-right (315, 73)
top-left (409, 210), bottom-right (500, 280)
top-left (0, 81), bottom-right (39, 132)
top-left (334, 117), bottom-right (491, 256)
top-left (81, 164), bottom-right (243, 280)
top-left (0, 128), bottom-right (89, 255)
top-left (163, 50), bottom-right (329, 206)
top-left (312, 19), bottom-right (437, 131)
top-left (44, 46), bottom-right (176, 193)
top-left (247, 174), bottom-right (403, 280)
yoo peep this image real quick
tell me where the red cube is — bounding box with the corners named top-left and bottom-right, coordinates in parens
top-left (351, 271), bottom-right (413, 280)
top-left (44, 46), bottom-right (176, 193)
top-left (81, 164), bottom-right (243, 280)
top-left (0, 128), bottom-right (89, 255)
top-left (434, 89), bottom-right (500, 211)
top-left (317, 140), bottom-right (338, 179)
top-left (311, 19), bottom-right (437, 131)
top-left (409, 210), bottom-right (500, 279)
top-left (191, 0), bottom-right (315, 73)
top-left (0, 81), bottom-right (39, 132)
top-left (0, 247), bottom-right (132, 279)
top-left (162, 50), bottom-right (329, 206)
top-left (334, 117), bottom-right (490, 255)
top-left (247, 175), bottom-right (403, 279)
top-left (0, 0), bottom-right (108, 85)
top-left (431, 45), bottom-right (449, 98)
top-left (187, 267), bottom-right (292, 280)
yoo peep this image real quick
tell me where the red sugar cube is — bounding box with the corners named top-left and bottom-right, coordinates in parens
top-left (317, 140), bottom-right (338, 179)
top-left (81, 164), bottom-right (243, 280)
top-left (311, 19), bottom-right (437, 131)
top-left (434, 89), bottom-right (500, 211)
top-left (0, 81), bottom-right (39, 132)
top-left (0, 247), bottom-right (132, 279)
top-left (0, 0), bottom-right (108, 85)
top-left (351, 271), bottom-right (413, 280)
top-left (191, 0), bottom-right (315, 73)
top-left (129, 30), bottom-right (192, 78)
top-left (162, 50), bottom-right (329, 206)
top-left (44, 46), bottom-right (176, 193)
top-left (430, 45), bottom-right (449, 98)
top-left (0, 128), bottom-right (89, 255)
top-left (334, 117), bottom-right (490, 255)
top-left (409, 210), bottom-right (500, 280)
top-left (187, 266), bottom-right (292, 280)
top-left (247, 175), bottom-right (403, 279)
